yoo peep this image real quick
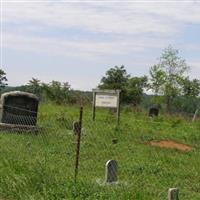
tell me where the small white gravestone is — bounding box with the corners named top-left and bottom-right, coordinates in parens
top-left (168, 188), bottom-right (179, 200)
top-left (105, 160), bottom-right (118, 183)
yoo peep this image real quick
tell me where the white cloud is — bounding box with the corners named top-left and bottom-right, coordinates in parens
top-left (4, 32), bottom-right (171, 60)
top-left (182, 44), bottom-right (200, 51)
top-left (2, 1), bottom-right (200, 56)
top-left (4, 1), bottom-right (200, 35)
top-left (2, 0), bottom-right (200, 89)
top-left (189, 61), bottom-right (200, 79)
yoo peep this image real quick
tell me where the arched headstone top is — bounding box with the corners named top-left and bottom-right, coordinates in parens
top-left (0, 91), bottom-right (39, 126)
top-left (1, 91), bottom-right (39, 103)
top-left (168, 188), bottom-right (179, 200)
top-left (106, 160), bottom-right (117, 167)
top-left (105, 160), bottom-right (118, 183)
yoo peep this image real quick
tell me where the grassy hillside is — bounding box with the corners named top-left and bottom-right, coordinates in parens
top-left (1, 103), bottom-right (200, 200)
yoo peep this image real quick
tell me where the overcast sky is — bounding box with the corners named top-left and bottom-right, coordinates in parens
top-left (1, 0), bottom-right (200, 90)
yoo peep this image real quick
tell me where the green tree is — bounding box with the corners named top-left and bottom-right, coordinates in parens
top-left (149, 65), bottom-right (166, 95)
top-left (42, 81), bottom-right (71, 104)
top-left (0, 69), bottom-right (8, 91)
top-left (180, 77), bottom-right (200, 97)
top-left (98, 65), bottom-right (130, 102)
top-left (27, 78), bottom-right (42, 96)
top-left (126, 76), bottom-right (148, 106)
top-left (99, 65), bottom-right (130, 89)
top-left (149, 46), bottom-right (190, 111)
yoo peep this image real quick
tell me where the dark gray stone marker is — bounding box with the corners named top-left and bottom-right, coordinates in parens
top-left (73, 121), bottom-right (80, 135)
top-left (105, 160), bottom-right (118, 183)
top-left (0, 91), bottom-right (39, 126)
top-left (149, 107), bottom-right (159, 117)
top-left (168, 188), bottom-right (179, 200)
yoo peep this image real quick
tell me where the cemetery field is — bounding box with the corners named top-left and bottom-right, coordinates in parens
top-left (1, 103), bottom-right (200, 200)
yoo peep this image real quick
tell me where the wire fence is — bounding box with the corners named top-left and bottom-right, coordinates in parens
top-left (1, 104), bottom-right (200, 199)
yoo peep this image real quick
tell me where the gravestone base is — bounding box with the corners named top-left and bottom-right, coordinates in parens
top-left (0, 122), bottom-right (39, 133)
top-left (96, 178), bottom-right (128, 187)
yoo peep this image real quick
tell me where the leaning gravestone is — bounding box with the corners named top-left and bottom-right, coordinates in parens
top-left (149, 106), bottom-right (159, 117)
top-left (0, 91), bottom-right (39, 126)
top-left (105, 160), bottom-right (118, 183)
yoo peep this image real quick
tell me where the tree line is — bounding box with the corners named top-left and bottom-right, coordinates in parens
top-left (99, 46), bottom-right (200, 113)
top-left (1, 46), bottom-right (200, 114)
top-left (1, 79), bottom-right (92, 105)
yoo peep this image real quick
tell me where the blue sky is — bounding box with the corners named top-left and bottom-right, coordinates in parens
top-left (1, 0), bottom-right (200, 90)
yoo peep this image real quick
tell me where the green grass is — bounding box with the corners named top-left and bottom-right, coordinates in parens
top-left (1, 103), bottom-right (200, 199)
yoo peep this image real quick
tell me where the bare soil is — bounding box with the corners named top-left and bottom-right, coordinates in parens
top-left (150, 140), bottom-right (193, 152)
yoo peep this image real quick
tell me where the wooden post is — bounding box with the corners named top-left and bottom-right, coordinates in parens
top-left (116, 90), bottom-right (120, 126)
top-left (92, 91), bottom-right (96, 121)
top-left (74, 106), bottom-right (83, 183)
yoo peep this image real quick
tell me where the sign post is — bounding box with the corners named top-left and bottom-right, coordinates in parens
top-left (92, 89), bottom-right (121, 125)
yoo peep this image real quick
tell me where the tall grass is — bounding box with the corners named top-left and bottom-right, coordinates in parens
top-left (1, 103), bottom-right (200, 199)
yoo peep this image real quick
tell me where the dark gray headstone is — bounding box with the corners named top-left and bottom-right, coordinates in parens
top-left (105, 160), bottom-right (118, 183)
top-left (73, 121), bottom-right (80, 135)
top-left (112, 138), bottom-right (118, 144)
top-left (168, 188), bottom-right (179, 200)
top-left (149, 107), bottom-right (159, 117)
top-left (0, 91), bottom-right (39, 126)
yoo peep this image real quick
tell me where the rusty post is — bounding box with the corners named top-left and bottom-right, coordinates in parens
top-left (74, 106), bottom-right (83, 183)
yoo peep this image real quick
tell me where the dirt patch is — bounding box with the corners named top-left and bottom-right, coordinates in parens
top-left (150, 140), bottom-right (193, 152)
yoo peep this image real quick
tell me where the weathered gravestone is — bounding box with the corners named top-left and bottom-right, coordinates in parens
top-left (168, 188), bottom-right (179, 200)
top-left (73, 121), bottom-right (80, 135)
top-left (149, 106), bottom-right (159, 117)
top-left (105, 160), bottom-right (118, 183)
top-left (0, 91), bottom-right (39, 126)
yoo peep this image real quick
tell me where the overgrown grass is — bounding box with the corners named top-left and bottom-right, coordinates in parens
top-left (1, 103), bottom-right (200, 199)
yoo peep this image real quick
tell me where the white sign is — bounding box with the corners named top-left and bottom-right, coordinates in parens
top-left (95, 94), bottom-right (118, 108)
top-left (92, 89), bottom-right (121, 124)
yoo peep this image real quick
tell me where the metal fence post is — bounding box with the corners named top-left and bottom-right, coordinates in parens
top-left (74, 106), bottom-right (83, 183)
